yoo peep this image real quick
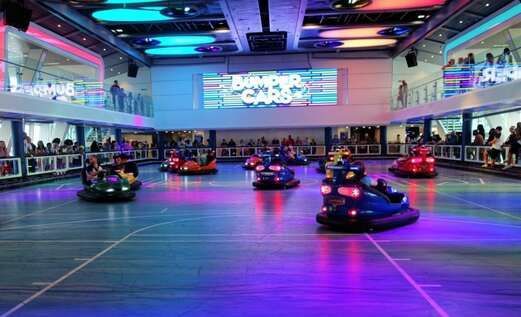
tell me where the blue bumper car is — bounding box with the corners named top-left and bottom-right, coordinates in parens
top-left (316, 161), bottom-right (419, 231)
top-left (253, 154), bottom-right (300, 189)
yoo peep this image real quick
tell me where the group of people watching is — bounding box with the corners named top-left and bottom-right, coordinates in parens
top-left (220, 135), bottom-right (318, 148)
top-left (24, 136), bottom-right (82, 157)
top-left (109, 80), bottom-right (149, 116)
top-left (478, 123), bottom-right (521, 169)
top-left (89, 138), bottom-right (151, 153)
top-left (443, 48), bottom-right (515, 69)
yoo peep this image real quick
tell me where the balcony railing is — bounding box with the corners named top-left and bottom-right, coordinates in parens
top-left (392, 47), bottom-right (521, 110)
top-left (88, 149), bottom-right (159, 166)
top-left (0, 158), bottom-right (22, 180)
top-left (26, 153), bottom-right (84, 176)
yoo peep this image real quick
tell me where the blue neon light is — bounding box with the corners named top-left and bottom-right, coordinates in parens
top-left (105, 0), bottom-right (162, 4)
top-left (92, 7), bottom-right (171, 22)
top-left (145, 46), bottom-right (201, 55)
top-left (444, 3), bottom-right (521, 59)
top-left (151, 35), bottom-right (215, 46)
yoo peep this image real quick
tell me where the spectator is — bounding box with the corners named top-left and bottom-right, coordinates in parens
top-left (485, 53), bottom-right (494, 66)
top-left (472, 130), bottom-right (484, 146)
top-left (90, 141), bottom-right (100, 153)
top-left (24, 135), bottom-right (36, 156)
top-left (467, 53), bottom-right (475, 65)
top-left (477, 124), bottom-right (485, 139)
top-left (442, 59), bottom-right (456, 70)
top-left (287, 135), bottom-right (295, 146)
top-left (110, 80), bottom-right (120, 109)
top-left (503, 124), bottom-right (520, 170)
top-left (497, 48), bottom-right (513, 65)
top-left (482, 126), bottom-right (503, 168)
top-left (0, 140), bottom-right (8, 158)
top-left (36, 141), bottom-right (47, 156)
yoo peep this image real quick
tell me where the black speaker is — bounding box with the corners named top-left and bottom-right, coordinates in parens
top-left (128, 63), bottom-right (139, 78)
top-left (4, 2), bottom-right (32, 32)
top-left (405, 50), bottom-right (418, 68)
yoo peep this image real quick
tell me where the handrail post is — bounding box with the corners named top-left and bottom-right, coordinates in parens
top-left (12, 120), bottom-right (28, 178)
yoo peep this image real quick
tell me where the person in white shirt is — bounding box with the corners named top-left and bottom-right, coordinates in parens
top-left (482, 127), bottom-right (503, 168)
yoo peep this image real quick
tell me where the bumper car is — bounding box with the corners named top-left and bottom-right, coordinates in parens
top-left (287, 152), bottom-right (310, 166)
top-left (317, 146), bottom-right (352, 173)
top-left (178, 156), bottom-right (218, 175)
top-left (389, 145), bottom-right (437, 178)
top-left (243, 154), bottom-right (263, 170)
top-left (78, 175), bottom-right (135, 202)
top-left (253, 154), bottom-right (300, 189)
top-left (316, 161), bottom-right (419, 231)
top-left (159, 151), bottom-right (185, 172)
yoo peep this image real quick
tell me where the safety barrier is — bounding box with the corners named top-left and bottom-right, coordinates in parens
top-left (0, 158), bottom-right (22, 180)
top-left (343, 144), bottom-right (381, 156)
top-left (214, 146), bottom-right (327, 159)
top-left (432, 145), bottom-right (462, 161)
top-left (26, 154), bottom-right (84, 176)
top-left (164, 148), bottom-right (212, 159)
top-left (88, 149), bottom-right (159, 166)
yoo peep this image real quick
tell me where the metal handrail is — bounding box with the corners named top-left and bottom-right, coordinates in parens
top-left (26, 153), bottom-right (84, 176)
top-left (0, 157), bottom-right (22, 180)
top-left (87, 149), bottom-right (159, 166)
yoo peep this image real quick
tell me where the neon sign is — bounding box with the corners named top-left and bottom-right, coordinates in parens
top-left (477, 65), bottom-right (521, 87)
top-left (10, 81), bottom-right (104, 107)
top-left (12, 82), bottom-right (75, 100)
top-left (203, 69), bottom-right (337, 109)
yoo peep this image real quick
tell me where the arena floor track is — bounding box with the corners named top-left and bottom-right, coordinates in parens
top-left (0, 161), bottom-right (520, 317)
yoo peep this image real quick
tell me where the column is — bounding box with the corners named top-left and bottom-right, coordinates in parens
top-left (461, 113), bottom-right (472, 162)
top-left (423, 119), bottom-right (432, 144)
top-left (324, 127), bottom-right (332, 152)
top-left (11, 120), bottom-right (27, 177)
top-left (380, 126), bottom-right (387, 155)
top-left (209, 130), bottom-right (217, 151)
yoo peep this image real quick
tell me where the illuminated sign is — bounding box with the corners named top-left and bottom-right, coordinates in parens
top-left (203, 68), bottom-right (337, 109)
top-left (443, 64), bottom-right (521, 98)
top-left (10, 81), bottom-right (104, 107)
top-left (12, 82), bottom-right (75, 101)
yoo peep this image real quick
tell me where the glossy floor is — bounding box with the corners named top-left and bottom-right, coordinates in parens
top-left (0, 161), bottom-right (520, 317)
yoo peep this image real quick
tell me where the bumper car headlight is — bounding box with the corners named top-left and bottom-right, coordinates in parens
top-left (121, 186), bottom-right (129, 191)
top-left (106, 188), bottom-right (115, 193)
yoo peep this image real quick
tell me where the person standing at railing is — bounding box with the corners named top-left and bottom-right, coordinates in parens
top-left (502, 125), bottom-right (520, 170)
top-left (110, 80), bottom-right (120, 110)
top-left (0, 141), bottom-right (8, 158)
top-left (482, 126), bottom-right (503, 168)
top-left (497, 48), bottom-right (513, 65)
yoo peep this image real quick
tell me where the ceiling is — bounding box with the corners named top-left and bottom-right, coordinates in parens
top-left (21, 0), bottom-right (518, 71)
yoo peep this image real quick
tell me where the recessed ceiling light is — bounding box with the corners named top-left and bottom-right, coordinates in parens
top-left (422, 44), bottom-right (426, 47)
top-left (145, 46), bottom-right (201, 56)
top-left (431, 55), bottom-right (434, 58)
top-left (57, 24), bottom-right (61, 28)
top-left (438, 33), bottom-right (443, 37)
top-left (485, 3), bottom-right (490, 7)
top-left (92, 8), bottom-right (172, 22)
top-left (147, 35), bottom-right (215, 46)
top-left (116, 29), bottom-right (123, 33)
top-left (118, 72), bottom-right (121, 75)
top-left (103, 48), bottom-right (107, 51)
top-left (119, 56), bottom-right (123, 60)
top-left (110, 68), bottom-right (113, 71)
top-left (339, 38), bottom-right (397, 48)
top-left (439, 50), bottom-right (442, 54)
top-left (481, 41), bottom-right (485, 44)
top-left (82, 37), bottom-right (87, 41)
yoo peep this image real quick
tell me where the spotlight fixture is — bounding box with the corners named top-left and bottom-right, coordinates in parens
top-left (330, 0), bottom-right (372, 10)
top-left (377, 26), bottom-right (410, 37)
top-left (313, 40), bottom-right (344, 49)
top-left (160, 5), bottom-right (202, 18)
top-left (133, 37), bottom-right (161, 47)
top-left (195, 45), bottom-right (223, 53)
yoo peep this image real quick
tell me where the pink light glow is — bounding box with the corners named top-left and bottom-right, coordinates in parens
top-left (340, 38), bottom-right (397, 48)
top-left (133, 115), bottom-right (144, 127)
top-left (0, 20), bottom-right (104, 82)
top-left (320, 27), bottom-right (385, 39)
top-left (360, 0), bottom-right (446, 11)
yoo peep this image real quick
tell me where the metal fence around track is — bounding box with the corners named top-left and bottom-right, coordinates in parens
top-left (0, 158), bottom-right (22, 180)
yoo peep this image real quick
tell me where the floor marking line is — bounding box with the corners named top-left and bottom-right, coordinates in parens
top-left (384, 177), bottom-right (521, 222)
top-left (419, 284), bottom-right (443, 288)
top-left (0, 200), bottom-right (76, 226)
top-left (31, 282), bottom-right (52, 286)
top-left (73, 258), bottom-right (91, 261)
top-left (159, 208), bottom-right (168, 214)
top-left (392, 258), bottom-right (411, 261)
top-left (479, 178), bottom-right (485, 184)
top-left (365, 234), bottom-right (449, 317)
top-left (0, 214), bottom-right (260, 317)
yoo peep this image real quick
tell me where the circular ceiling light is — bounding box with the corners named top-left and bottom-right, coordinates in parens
top-left (92, 8), bottom-right (172, 22)
top-left (196, 45), bottom-right (223, 53)
top-left (133, 37), bottom-right (161, 47)
top-left (339, 38), bottom-right (397, 48)
top-left (377, 26), bottom-right (410, 36)
top-left (145, 46), bottom-right (201, 56)
top-left (105, 0), bottom-right (162, 3)
top-left (160, 5), bottom-right (202, 18)
top-left (313, 40), bottom-right (344, 48)
top-left (320, 27), bottom-right (384, 39)
top-left (149, 35), bottom-right (215, 46)
top-left (330, 0), bottom-right (372, 10)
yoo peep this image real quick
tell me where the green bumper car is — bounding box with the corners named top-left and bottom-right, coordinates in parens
top-left (78, 175), bottom-right (136, 202)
